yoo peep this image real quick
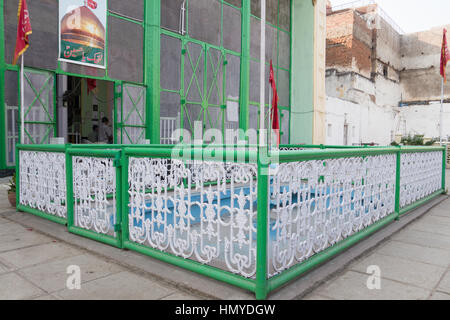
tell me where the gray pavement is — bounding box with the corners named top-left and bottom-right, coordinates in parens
top-left (0, 182), bottom-right (205, 300)
top-left (302, 169), bottom-right (450, 300)
top-left (0, 172), bottom-right (449, 300)
top-left (304, 198), bottom-right (450, 300)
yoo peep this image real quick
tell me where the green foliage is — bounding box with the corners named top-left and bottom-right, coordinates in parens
top-left (402, 135), bottom-right (424, 146)
top-left (8, 173), bottom-right (16, 194)
top-left (391, 135), bottom-right (438, 146)
top-left (424, 139), bottom-right (438, 146)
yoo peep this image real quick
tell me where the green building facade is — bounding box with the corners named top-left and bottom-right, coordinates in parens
top-left (0, 0), bottom-right (318, 171)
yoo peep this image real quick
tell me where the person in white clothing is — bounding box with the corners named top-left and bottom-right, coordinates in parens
top-left (99, 117), bottom-right (113, 144)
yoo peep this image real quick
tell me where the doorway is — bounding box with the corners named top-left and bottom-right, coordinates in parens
top-left (58, 75), bottom-right (115, 144)
top-left (344, 123), bottom-right (349, 146)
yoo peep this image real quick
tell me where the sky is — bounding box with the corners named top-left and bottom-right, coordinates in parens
top-left (329, 0), bottom-right (450, 33)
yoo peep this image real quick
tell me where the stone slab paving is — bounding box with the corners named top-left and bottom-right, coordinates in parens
top-left (0, 193), bottom-right (205, 300)
top-left (0, 172), bottom-right (449, 300)
top-left (438, 270), bottom-right (450, 294)
top-left (0, 242), bottom-right (83, 269)
top-left (0, 272), bottom-right (45, 300)
top-left (56, 271), bottom-right (175, 300)
top-left (430, 291), bottom-right (450, 300)
top-left (308, 270), bottom-right (431, 300)
top-left (305, 197), bottom-right (450, 300)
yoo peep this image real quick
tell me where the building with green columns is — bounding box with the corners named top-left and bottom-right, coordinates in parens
top-left (0, 0), bottom-right (326, 172)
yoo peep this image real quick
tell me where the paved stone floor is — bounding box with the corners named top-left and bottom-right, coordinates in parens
top-left (302, 169), bottom-right (450, 300)
top-left (0, 179), bottom-right (205, 300)
top-left (0, 172), bottom-right (449, 300)
top-left (304, 197), bottom-right (450, 300)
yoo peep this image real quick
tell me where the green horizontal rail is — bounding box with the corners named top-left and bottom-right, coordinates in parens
top-left (399, 189), bottom-right (445, 216)
top-left (274, 146), bottom-right (445, 163)
top-left (398, 146), bottom-right (445, 153)
top-left (67, 148), bottom-right (121, 158)
top-left (280, 144), bottom-right (379, 150)
top-left (17, 205), bottom-right (66, 225)
top-left (275, 147), bottom-right (398, 162)
top-left (267, 212), bottom-right (397, 292)
top-left (70, 143), bottom-right (260, 149)
top-left (123, 240), bottom-right (256, 293)
top-left (124, 147), bottom-right (258, 163)
top-left (16, 144), bottom-right (68, 152)
top-left (68, 226), bottom-right (121, 248)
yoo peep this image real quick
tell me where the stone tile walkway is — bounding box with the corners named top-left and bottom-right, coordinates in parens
top-left (0, 171), bottom-right (449, 300)
top-left (0, 188), bottom-right (205, 300)
top-left (304, 198), bottom-right (450, 300)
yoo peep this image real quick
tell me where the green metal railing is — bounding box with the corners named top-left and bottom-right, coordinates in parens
top-left (15, 143), bottom-right (447, 300)
top-left (66, 148), bottom-right (123, 248)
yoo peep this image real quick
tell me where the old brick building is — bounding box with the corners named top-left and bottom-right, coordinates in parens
top-left (325, 0), bottom-right (450, 146)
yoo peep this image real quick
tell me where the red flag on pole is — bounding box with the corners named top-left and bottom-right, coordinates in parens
top-left (13, 0), bottom-right (32, 65)
top-left (269, 60), bottom-right (280, 146)
top-left (440, 28), bottom-right (450, 83)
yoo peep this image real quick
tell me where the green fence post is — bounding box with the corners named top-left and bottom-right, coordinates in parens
top-left (66, 150), bottom-right (74, 229)
top-left (239, 0), bottom-right (250, 139)
top-left (15, 146), bottom-right (20, 208)
top-left (144, 0), bottom-right (161, 144)
top-left (121, 151), bottom-right (129, 246)
top-left (256, 147), bottom-right (269, 300)
top-left (442, 146), bottom-right (447, 194)
top-left (0, 0), bottom-right (6, 170)
top-left (395, 146), bottom-right (401, 220)
top-left (115, 151), bottom-right (123, 248)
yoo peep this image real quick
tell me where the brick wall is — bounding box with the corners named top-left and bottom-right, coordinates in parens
top-left (326, 10), bottom-right (354, 71)
top-left (326, 9), bottom-right (373, 77)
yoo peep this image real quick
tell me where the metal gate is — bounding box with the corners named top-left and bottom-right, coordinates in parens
top-left (22, 69), bottom-right (55, 144)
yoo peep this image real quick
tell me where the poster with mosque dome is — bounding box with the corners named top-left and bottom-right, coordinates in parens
top-left (59, 0), bottom-right (107, 69)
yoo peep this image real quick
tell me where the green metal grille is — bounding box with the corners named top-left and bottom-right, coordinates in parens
top-left (249, 0), bottom-right (291, 144)
top-left (22, 69), bottom-right (56, 144)
top-left (118, 83), bottom-right (147, 144)
top-left (160, 0), bottom-right (287, 143)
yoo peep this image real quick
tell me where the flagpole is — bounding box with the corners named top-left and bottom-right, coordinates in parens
top-left (269, 82), bottom-right (272, 150)
top-left (259, 0), bottom-right (266, 147)
top-left (20, 54), bottom-right (25, 144)
top-left (441, 77), bottom-right (444, 146)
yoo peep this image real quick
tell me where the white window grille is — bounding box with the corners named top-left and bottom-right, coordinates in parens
top-left (6, 105), bottom-right (18, 166)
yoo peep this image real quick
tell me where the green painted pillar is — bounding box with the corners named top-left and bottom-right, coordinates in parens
top-left (0, 0), bottom-right (6, 169)
top-left (255, 147), bottom-right (269, 300)
top-left (239, 0), bottom-right (251, 137)
top-left (290, 0), bottom-right (314, 144)
top-left (144, 0), bottom-right (161, 144)
top-left (395, 147), bottom-right (401, 220)
top-left (442, 146), bottom-right (447, 193)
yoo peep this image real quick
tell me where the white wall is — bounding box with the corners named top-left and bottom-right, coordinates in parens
top-left (326, 98), bottom-right (450, 146)
top-left (374, 75), bottom-right (402, 108)
top-left (326, 96), bottom-right (396, 146)
top-left (399, 103), bottom-right (450, 140)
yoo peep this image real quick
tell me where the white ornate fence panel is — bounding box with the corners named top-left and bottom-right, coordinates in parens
top-left (400, 151), bottom-right (443, 208)
top-left (128, 157), bottom-right (259, 278)
top-left (73, 156), bottom-right (117, 237)
top-left (19, 150), bottom-right (66, 218)
top-left (267, 154), bottom-right (397, 277)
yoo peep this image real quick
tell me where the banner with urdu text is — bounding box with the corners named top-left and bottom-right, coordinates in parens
top-left (59, 0), bottom-right (107, 69)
